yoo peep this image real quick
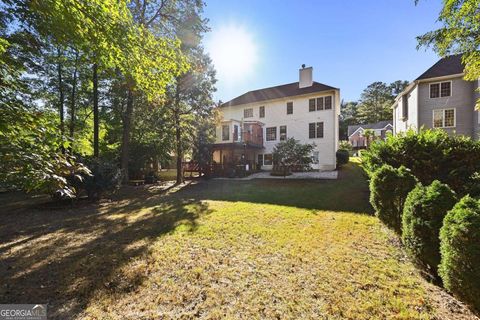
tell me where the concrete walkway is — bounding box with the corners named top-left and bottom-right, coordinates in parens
top-left (214, 170), bottom-right (338, 180)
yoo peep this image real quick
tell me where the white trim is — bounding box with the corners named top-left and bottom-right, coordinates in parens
top-left (349, 124), bottom-right (393, 138)
top-left (348, 126), bottom-right (364, 138)
top-left (417, 73), bottom-right (464, 83)
top-left (429, 80), bottom-right (452, 99)
top-left (383, 123), bottom-right (393, 130)
top-left (432, 108), bottom-right (456, 128)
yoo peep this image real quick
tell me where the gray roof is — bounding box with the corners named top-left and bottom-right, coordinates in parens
top-left (348, 120), bottom-right (392, 137)
top-left (221, 81), bottom-right (338, 107)
top-left (416, 54), bottom-right (464, 80)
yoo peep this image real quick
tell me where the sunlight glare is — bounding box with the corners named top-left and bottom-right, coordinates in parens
top-left (206, 24), bottom-right (258, 83)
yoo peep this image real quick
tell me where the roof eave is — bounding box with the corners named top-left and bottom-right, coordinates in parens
top-left (416, 72), bottom-right (465, 83)
top-left (220, 87), bottom-right (339, 108)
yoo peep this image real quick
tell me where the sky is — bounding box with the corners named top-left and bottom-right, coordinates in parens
top-left (203, 0), bottom-right (443, 103)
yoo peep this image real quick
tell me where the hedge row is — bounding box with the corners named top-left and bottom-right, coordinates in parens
top-left (365, 130), bottom-right (480, 312)
top-left (402, 181), bottom-right (456, 277)
top-left (362, 129), bottom-right (480, 196)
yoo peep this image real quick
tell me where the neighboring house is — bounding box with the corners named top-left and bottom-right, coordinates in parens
top-left (393, 54), bottom-right (480, 139)
top-left (212, 65), bottom-right (340, 171)
top-left (347, 121), bottom-right (393, 148)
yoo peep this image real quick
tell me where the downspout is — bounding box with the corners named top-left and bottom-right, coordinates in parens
top-left (334, 89), bottom-right (340, 167)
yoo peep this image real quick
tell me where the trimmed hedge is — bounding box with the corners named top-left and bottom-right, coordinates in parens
top-left (439, 196), bottom-right (480, 311)
top-left (362, 129), bottom-right (480, 196)
top-left (336, 149), bottom-right (349, 167)
top-left (369, 165), bottom-right (417, 233)
top-left (402, 181), bottom-right (456, 277)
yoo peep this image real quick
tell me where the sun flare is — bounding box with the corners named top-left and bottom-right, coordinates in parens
top-left (206, 24), bottom-right (258, 83)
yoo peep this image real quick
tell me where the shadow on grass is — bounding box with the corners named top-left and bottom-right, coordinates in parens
top-left (0, 183), bottom-right (212, 319)
top-left (179, 160), bottom-right (373, 214)
top-left (0, 160), bottom-right (371, 318)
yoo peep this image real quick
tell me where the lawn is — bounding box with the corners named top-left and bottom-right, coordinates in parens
top-left (0, 159), bottom-right (477, 319)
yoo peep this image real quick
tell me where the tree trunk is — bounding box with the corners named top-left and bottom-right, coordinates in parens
top-left (57, 48), bottom-right (65, 153)
top-left (175, 108), bottom-right (184, 185)
top-left (69, 52), bottom-right (79, 149)
top-left (93, 63), bottom-right (99, 158)
top-left (121, 88), bottom-right (134, 183)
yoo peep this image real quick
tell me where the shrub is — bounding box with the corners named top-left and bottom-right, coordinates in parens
top-left (439, 196), bottom-right (480, 311)
top-left (369, 165), bottom-right (417, 233)
top-left (362, 129), bottom-right (480, 196)
top-left (336, 149), bottom-right (349, 167)
top-left (81, 159), bottom-right (122, 200)
top-left (402, 181), bottom-right (456, 277)
top-left (272, 138), bottom-right (315, 171)
top-left (338, 140), bottom-right (352, 151)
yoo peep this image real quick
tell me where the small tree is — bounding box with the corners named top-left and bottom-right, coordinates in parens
top-left (272, 138), bottom-right (315, 176)
top-left (362, 129), bottom-right (375, 148)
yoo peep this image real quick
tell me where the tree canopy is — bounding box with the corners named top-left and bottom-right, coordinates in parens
top-left (0, 0), bottom-right (216, 197)
top-left (417, 0), bottom-right (480, 85)
top-left (340, 80), bottom-right (409, 133)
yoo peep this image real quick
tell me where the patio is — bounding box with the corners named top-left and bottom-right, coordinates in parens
top-left (213, 170), bottom-right (338, 180)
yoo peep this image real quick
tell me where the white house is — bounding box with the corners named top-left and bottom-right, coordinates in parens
top-left (212, 66), bottom-right (340, 171)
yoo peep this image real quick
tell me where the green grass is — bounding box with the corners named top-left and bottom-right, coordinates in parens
top-left (158, 168), bottom-right (179, 180)
top-left (0, 158), bottom-right (475, 319)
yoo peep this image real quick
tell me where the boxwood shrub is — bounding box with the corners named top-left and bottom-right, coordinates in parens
top-left (336, 149), bottom-right (349, 167)
top-left (402, 181), bottom-right (456, 277)
top-left (369, 165), bottom-right (417, 233)
top-left (362, 129), bottom-right (480, 196)
top-left (439, 196), bottom-right (480, 311)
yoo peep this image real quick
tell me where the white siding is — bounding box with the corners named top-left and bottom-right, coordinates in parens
top-left (394, 86), bottom-right (419, 134)
top-left (215, 90), bottom-right (340, 170)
